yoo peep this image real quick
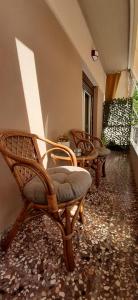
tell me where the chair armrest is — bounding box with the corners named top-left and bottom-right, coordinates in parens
top-left (86, 134), bottom-right (103, 147)
top-left (76, 138), bottom-right (95, 156)
top-left (38, 137), bottom-right (77, 166)
top-left (91, 136), bottom-right (103, 147)
top-left (70, 130), bottom-right (103, 148)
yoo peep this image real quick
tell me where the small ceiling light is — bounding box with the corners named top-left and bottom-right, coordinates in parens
top-left (91, 49), bottom-right (99, 61)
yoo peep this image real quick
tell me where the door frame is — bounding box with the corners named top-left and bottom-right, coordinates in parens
top-left (82, 72), bottom-right (95, 134)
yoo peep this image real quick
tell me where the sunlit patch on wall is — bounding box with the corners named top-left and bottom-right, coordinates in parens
top-left (15, 38), bottom-right (46, 165)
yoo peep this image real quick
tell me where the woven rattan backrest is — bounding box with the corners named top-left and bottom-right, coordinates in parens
top-left (71, 130), bottom-right (102, 148)
top-left (0, 131), bottom-right (42, 189)
top-left (71, 130), bottom-right (89, 146)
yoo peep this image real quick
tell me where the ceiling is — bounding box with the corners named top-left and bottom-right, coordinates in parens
top-left (78, 0), bottom-right (130, 74)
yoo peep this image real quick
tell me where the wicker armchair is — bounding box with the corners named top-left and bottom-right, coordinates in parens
top-left (0, 130), bottom-right (92, 272)
top-left (70, 130), bottom-right (111, 187)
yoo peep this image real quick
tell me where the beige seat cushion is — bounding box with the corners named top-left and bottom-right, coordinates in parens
top-left (96, 146), bottom-right (111, 157)
top-left (23, 166), bottom-right (92, 205)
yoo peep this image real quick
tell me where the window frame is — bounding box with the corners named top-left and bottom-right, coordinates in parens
top-left (82, 72), bottom-right (94, 135)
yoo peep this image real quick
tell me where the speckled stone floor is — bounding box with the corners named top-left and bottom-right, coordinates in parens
top-left (0, 151), bottom-right (138, 300)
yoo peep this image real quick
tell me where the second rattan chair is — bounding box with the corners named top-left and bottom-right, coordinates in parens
top-left (71, 129), bottom-right (111, 187)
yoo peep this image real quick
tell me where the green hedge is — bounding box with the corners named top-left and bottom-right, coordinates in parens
top-left (102, 98), bottom-right (132, 150)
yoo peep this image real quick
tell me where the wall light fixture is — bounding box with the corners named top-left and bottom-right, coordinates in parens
top-left (91, 49), bottom-right (99, 61)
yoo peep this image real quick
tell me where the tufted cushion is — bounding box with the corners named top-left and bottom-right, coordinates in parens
top-left (96, 146), bottom-right (111, 157)
top-left (23, 166), bottom-right (92, 205)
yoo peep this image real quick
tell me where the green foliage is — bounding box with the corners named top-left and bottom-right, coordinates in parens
top-left (103, 98), bottom-right (133, 150)
top-left (132, 84), bottom-right (138, 123)
top-left (101, 133), bottom-right (108, 146)
top-left (133, 82), bottom-right (138, 98)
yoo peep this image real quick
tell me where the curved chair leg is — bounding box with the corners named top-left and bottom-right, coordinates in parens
top-left (63, 207), bottom-right (75, 272)
top-left (1, 202), bottom-right (30, 251)
top-left (79, 203), bottom-right (84, 224)
top-left (95, 159), bottom-right (101, 187)
top-left (102, 159), bottom-right (106, 177)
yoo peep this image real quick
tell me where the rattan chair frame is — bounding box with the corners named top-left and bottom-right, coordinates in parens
top-left (0, 130), bottom-right (87, 272)
top-left (71, 129), bottom-right (106, 187)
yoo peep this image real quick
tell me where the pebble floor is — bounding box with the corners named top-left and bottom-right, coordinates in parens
top-left (0, 151), bottom-right (138, 300)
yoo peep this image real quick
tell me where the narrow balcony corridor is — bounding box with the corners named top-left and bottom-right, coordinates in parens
top-left (0, 151), bottom-right (137, 299)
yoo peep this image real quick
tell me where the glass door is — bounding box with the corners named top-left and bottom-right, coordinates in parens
top-left (83, 90), bottom-right (92, 134)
